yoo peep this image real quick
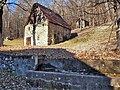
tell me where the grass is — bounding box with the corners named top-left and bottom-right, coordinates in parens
top-left (57, 25), bottom-right (116, 52)
top-left (4, 38), bottom-right (24, 46)
top-left (1, 24), bottom-right (120, 78)
top-left (1, 24), bottom-right (120, 61)
top-left (3, 25), bottom-right (116, 52)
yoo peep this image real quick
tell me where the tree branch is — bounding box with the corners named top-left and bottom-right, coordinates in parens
top-left (84, 7), bottom-right (114, 15)
top-left (90, 1), bottom-right (113, 7)
top-left (6, 2), bottom-right (28, 11)
top-left (116, 0), bottom-right (120, 4)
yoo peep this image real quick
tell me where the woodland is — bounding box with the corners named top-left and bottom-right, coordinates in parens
top-left (0, 1), bottom-right (120, 89)
top-left (0, 0), bottom-right (120, 50)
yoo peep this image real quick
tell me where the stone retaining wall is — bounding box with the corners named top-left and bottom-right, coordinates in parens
top-left (37, 57), bottom-right (120, 75)
top-left (0, 54), bottom-right (120, 89)
top-left (0, 54), bottom-right (35, 75)
top-left (26, 70), bottom-right (114, 90)
top-left (0, 54), bottom-right (120, 75)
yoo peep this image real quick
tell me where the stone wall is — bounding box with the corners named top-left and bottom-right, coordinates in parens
top-left (0, 54), bottom-right (120, 89)
top-left (48, 22), bottom-right (71, 44)
top-left (0, 54), bottom-right (35, 75)
top-left (24, 20), bottom-right (48, 46)
top-left (27, 70), bottom-right (120, 90)
top-left (36, 58), bottom-right (104, 76)
top-left (36, 57), bottom-right (120, 75)
top-left (35, 21), bottom-right (48, 46)
top-left (1, 53), bottom-right (120, 75)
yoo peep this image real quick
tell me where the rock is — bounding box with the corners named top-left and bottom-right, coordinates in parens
top-left (0, 70), bottom-right (32, 89)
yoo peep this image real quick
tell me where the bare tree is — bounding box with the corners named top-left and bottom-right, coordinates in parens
top-left (113, 0), bottom-right (120, 50)
top-left (0, 0), bottom-right (7, 46)
top-left (87, 0), bottom-right (120, 50)
top-left (1, 0), bottom-right (31, 44)
top-left (50, 0), bottom-right (120, 50)
top-left (1, 0), bottom-right (120, 49)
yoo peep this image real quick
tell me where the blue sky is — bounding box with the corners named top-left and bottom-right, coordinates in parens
top-left (6, 0), bottom-right (52, 10)
top-left (7, 0), bottom-right (16, 3)
top-left (8, 0), bottom-right (52, 4)
top-left (6, 0), bottom-right (17, 10)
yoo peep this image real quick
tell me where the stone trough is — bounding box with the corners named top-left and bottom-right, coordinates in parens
top-left (27, 70), bottom-right (114, 90)
top-left (0, 54), bottom-right (120, 90)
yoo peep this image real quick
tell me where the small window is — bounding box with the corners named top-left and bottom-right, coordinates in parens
top-left (37, 36), bottom-right (39, 40)
top-left (28, 27), bottom-right (30, 31)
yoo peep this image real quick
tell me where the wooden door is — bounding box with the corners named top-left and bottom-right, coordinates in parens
top-left (26, 37), bottom-right (31, 46)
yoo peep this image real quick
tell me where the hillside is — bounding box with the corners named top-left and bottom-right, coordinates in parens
top-left (57, 25), bottom-right (115, 50)
top-left (53, 25), bottom-right (119, 60)
top-left (1, 25), bottom-right (120, 60)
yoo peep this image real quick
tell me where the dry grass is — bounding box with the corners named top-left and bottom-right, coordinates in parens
top-left (3, 25), bottom-right (116, 52)
top-left (1, 25), bottom-right (120, 60)
top-left (4, 38), bottom-right (24, 46)
top-left (57, 26), bottom-right (117, 52)
top-left (54, 25), bottom-right (120, 60)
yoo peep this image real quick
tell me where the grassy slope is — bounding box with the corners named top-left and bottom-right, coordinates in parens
top-left (2, 25), bottom-right (120, 78)
top-left (53, 25), bottom-right (120, 60)
top-left (4, 38), bottom-right (24, 46)
top-left (2, 25), bottom-right (120, 60)
top-left (3, 25), bottom-right (116, 51)
top-left (56, 25), bottom-right (116, 52)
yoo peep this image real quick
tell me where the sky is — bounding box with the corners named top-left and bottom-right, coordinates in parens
top-left (7, 0), bottom-right (52, 4)
top-left (7, 0), bottom-right (16, 3)
top-left (6, 0), bottom-right (52, 10)
top-left (5, 0), bottom-right (16, 10)
top-left (5, 0), bottom-right (53, 10)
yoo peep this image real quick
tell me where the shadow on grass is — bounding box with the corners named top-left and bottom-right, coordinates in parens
top-left (70, 33), bottom-right (78, 39)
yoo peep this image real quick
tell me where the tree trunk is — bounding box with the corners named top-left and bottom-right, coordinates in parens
top-left (33, 9), bottom-right (37, 46)
top-left (116, 28), bottom-right (120, 51)
top-left (0, 7), bottom-right (3, 46)
top-left (33, 23), bottom-right (36, 46)
top-left (114, 0), bottom-right (120, 51)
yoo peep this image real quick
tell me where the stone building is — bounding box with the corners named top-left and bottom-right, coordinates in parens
top-left (76, 18), bottom-right (89, 30)
top-left (24, 3), bottom-right (71, 46)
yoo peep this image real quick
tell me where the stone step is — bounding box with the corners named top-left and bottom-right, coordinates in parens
top-left (27, 71), bottom-right (117, 90)
top-left (26, 70), bottom-right (112, 86)
top-left (26, 70), bottom-right (120, 90)
top-left (30, 86), bottom-right (114, 90)
top-left (30, 88), bottom-right (42, 90)
top-left (28, 78), bottom-right (114, 90)
top-left (28, 78), bottom-right (71, 89)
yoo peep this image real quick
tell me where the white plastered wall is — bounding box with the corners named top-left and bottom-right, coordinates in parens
top-left (24, 20), bottom-right (48, 46)
top-left (24, 24), bottom-right (33, 46)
